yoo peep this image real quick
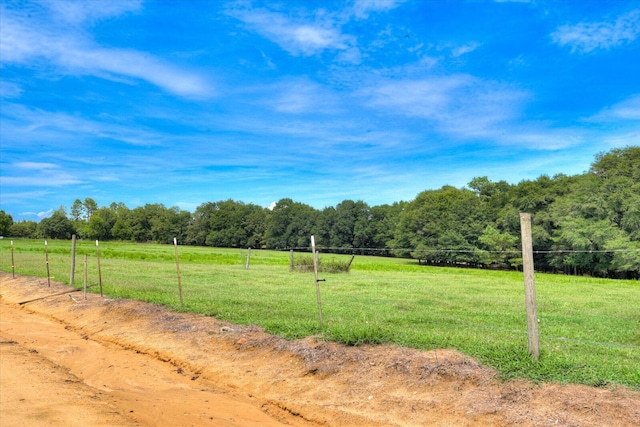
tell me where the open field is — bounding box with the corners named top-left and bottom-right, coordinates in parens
top-left (1, 239), bottom-right (639, 389)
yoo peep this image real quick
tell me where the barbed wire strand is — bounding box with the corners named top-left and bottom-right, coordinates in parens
top-left (281, 246), bottom-right (640, 254)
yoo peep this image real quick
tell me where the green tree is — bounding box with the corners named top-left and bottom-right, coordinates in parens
top-left (9, 220), bottom-right (38, 238)
top-left (329, 200), bottom-right (370, 249)
top-left (478, 225), bottom-right (519, 268)
top-left (128, 206), bottom-right (154, 242)
top-left (265, 198), bottom-right (318, 249)
top-left (37, 208), bottom-right (75, 239)
top-left (70, 199), bottom-right (84, 222)
top-left (84, 207), bottom-right (117, 240)
top-left (84, 198), bottom-right (98, 219)
top-left (369, 202), bottom-right (405, 254)
top-left (0, 210), bottom-right (13, 236)
top-left (392, 186), bottom-right (484, 263)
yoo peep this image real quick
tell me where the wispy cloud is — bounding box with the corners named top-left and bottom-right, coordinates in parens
top-left (259, 78), bottom-right (343, 114)
top-left (13, 162), bottom-right (61, 170)
top-left (351, 0), bottom-right (405, 20)
top-left (0, 2), bottom-right (213, 98)
top-left (363, 74), bottom-right (529, 139)
top-left (0, 81), bottom-right (23, 99)
top-left (590, 94), bottom-right (640, 121)
top-left (451, 42), bottom-right (481, 57)
top-left (227, 5), bottom-right (351, 56)
top-left (40, 0), bottom-right (142, 24)
top-left (1, 162), bottom-right (82, 187)
top-left (551, 9), bottom-right (640, 53)
top-left (1, 103), bottom-right (170, 147)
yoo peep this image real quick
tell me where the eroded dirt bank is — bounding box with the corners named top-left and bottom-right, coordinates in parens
top-left (1, 272), bottom-right (638, 426)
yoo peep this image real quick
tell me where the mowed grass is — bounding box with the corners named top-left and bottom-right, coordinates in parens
top-left (1, 239), bottom-right (639, 389)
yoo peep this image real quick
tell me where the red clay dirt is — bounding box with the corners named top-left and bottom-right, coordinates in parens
top-left (1, 272), bottom-right (638, 426)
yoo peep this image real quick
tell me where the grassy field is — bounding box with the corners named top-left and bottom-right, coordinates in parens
top-left (1, 239), bottom-right (639, 389)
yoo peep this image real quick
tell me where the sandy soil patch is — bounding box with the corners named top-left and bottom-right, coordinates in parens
top-left (1, 272), bottom-right (638, 426)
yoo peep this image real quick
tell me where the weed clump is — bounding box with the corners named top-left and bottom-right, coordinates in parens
top-left (292, 255), bottom-right (354, 273)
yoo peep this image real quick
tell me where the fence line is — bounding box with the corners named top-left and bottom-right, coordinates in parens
top-left (278, 246), bottom-right (640, 254)
top-left (3, 241), bottom-right (638, 354)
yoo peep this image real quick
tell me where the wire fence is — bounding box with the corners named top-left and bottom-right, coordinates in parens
top-left (1, 239), bottom-right (639, 376)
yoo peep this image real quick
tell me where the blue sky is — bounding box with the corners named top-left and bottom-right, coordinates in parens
top-left (1, 0), bottom-right (639, 221)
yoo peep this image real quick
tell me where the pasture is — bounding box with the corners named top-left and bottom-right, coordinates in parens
top-left (1, 239), bottom-right (638, 389)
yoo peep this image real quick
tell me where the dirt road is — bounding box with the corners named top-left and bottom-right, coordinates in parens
top-left (1, 272), bottom-right (638, 426)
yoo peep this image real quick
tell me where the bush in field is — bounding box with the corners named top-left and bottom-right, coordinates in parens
top-left (293, 255), bottom-right (352, 273)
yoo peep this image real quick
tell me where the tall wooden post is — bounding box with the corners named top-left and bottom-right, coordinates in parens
top-left (174, 238), bottom-right (184, 307)
top-left (11, 240), bottom-right (15, 279)
top-left (45, 240), bottom-right (51, 287)
top-left (83, 254), bottom-right (88, 300)
top-left (96, 240), bottom-right (103, 297)
top-left (70, 234), bottom-right (77, 285)
top-left (311, 235), bottom-right (324, 327)
top-left (520, 213), bottom-right (540, 360)
top-left (290, 249), bottom-right (294, 271)
top-left (245, 247), bottom-right (251, 270)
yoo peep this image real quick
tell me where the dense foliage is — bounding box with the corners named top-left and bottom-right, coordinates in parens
top-left (4, 147), bottom-right (639, 278)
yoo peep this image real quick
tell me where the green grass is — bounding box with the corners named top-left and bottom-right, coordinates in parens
top-left (1, 239), bottom-right (639, 389)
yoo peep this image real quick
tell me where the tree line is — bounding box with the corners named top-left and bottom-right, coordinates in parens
top-left (1, 146), bottom-right (638, 278)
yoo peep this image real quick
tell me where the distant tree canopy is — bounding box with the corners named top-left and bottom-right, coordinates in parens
top-left (5, 146), bottom-right (640, 278)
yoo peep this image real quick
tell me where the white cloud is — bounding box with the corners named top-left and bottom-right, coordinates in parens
top-left (0, 81), bottom-right (23, 99)
top-left (1, 168), bottom-right (81, 187)
top-left (602, 131), bottom-right (640, 148)
top-left (593, 94), bottom-right (640, 121)
top-left (0, 4), bottom-right (213, 98)
top-left (2, 103), bottom-right (169, 147)
top-left (37, 209), bottom-right (54, 218)
top-left (551, 10), bottom-right (640, 53)
top-left (14, 162), bottom-right (61, 170)
top-left (39, 0), bottom-right (142, 24)
top-left (364, 74), bottom-right (528, 137)
top-left (451, 42), bottom-right (481, 57)
top-left (262, 78), bottom-right (342, 114)
top-left (351, 0), bottom-right (405, 20)
top-left (228, 6), bottom-right (351, 56)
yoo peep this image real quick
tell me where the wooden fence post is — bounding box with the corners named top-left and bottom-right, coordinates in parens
top-left (311, 236), bottom-right (324, 327)
top-left (70, 234), bottom-right (77, 285)
top-left (290, 249), bottom-right (294, 271)
top-left (83, 254), bottom-right (88, 300)
top-left (45, 240), bottom-right (51, 287)
top-left (96, 240), bottom-right (103, 297)
top-left (245, 247), bottom-right (251, 270)
top-left (520, 212), bottom-right (540, 360)
top-left (11, 240), bottom-right (15, 279)
top-left (174, 238), bottom-right (184, 307)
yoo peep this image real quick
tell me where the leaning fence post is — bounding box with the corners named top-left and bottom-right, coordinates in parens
top-left (520, 212), bottom-right (540, 360)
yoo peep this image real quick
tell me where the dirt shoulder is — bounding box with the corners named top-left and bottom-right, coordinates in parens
top-left (1, 272), bottom-right (638, 426)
